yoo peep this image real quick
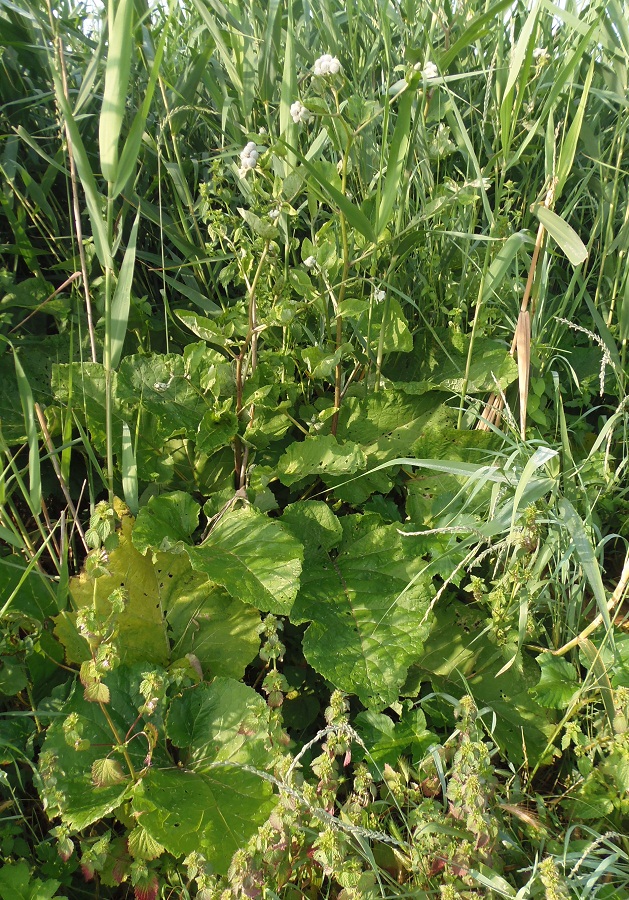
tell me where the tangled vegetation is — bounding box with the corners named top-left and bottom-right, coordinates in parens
top-left (1, 0), bottom-right (629, 897)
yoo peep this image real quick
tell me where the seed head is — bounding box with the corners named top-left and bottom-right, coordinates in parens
top-left (239, 141), bottom-right (260, 175)
top-left (314, 53), bottom-right (341, 76)
top-left (290, 100), bottom-right (311, 124)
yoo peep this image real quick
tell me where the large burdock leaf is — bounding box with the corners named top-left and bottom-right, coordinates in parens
top-left (156, 552), bottom-right (260, 680)
top-left (117, 353), bottom-right (212, 442)
top-left (277, 434), bottom-right (367, 486)
top-left (37, 667), bottom-right (162, 831)
top-left (531, 653), bottom-right (580, 709)
top-left (329, 391), bottom-right (454, 503)
top-left (283, 506), bottom-right (433, 709)
top-left (132, 491), bottom-right (201, 555)
top-left (413, 599), bottom-right (554, 766)
top-left (56, 518), bottom-right (260, 679)
top-left (186, 507), bottom-right (303, 616)
top-left (56, 516), bottom-right (170, 667)
top-left (133, 679), bottom-right (277, 874)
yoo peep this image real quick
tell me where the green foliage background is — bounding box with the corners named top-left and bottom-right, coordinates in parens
top-left (1, 0), bottom-right (629, 897)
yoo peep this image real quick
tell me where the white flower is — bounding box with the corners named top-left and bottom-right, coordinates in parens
top-left (314, 53), bottom-right (341, 76)
top-left (290, 100), bottom-right (310, 124)
top-left (421, 61), bottom-right (439, 80)
top-left (304, 255), bottom-right (317, 269)
top-left (258, 126), bottom-right (267, 134)
top-left (239, 140), bottom-right (260, 172)
top-left (375, 288), bottom-right (386, 303)
top-left (269, 208), bottom-right (281, 220)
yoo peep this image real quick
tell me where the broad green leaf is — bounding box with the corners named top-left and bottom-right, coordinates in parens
top-left (531, 653), bottom-right (580, 709)
top-left (285, 510), bottom-right (433, 709)
top-left (99, 0), bottom-right (135, 183)
top-left (238, 207), bottom-right (279, 241)
top-left (157, 552), bottom-right (260, 680)
top-left (354, 707), bottom-right (435, 774)
top-left (132, 491), bottom-right (201, 555)
top-left (166, 678), bottom-right (270, 767)
top-left (38, 666), bottom-right (163, 831)
top-left (133, 767), bottom-right (275, 874)
top-left (127, 825), bottom-right (165, 860)
top-left (134, 678), bottom-right (277, 874)
top-left (175, 310), bottom-right (233, 348)
top-left (0, 557), bottom-right (56, 621)
top-left (391, 331), bottom-right (518, 394)
top-left (282, 500), bottom-right (343, 554)
top-left (91, 757), bottom-right (127, 787)
top-left (330, 391), bottom-right (455, 504)
top-left (413, 599), bottom-right (553, 766)
top-left (117, 353), bottom-right (213, 442)
top-left (186, 507), bottom-right (303, 615)
top-left (196, 405), bottom-right (238, 455)
top-left (276, 434), bottom-right (367, 486)
top-left (56, 517), bottom-right (170, 667)
top-left (0, 860), bottom-right (63, 900)
top-left (300, 344), bottom-right (350, 378)
top-left (361, 297), bottom-right (413, 354)
top-left (534, 207), bottom-right (588, 266)
top-left (110, 207), bottom-right (140, 369)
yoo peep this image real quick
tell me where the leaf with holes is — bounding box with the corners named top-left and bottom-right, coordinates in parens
top-left (55, 517), bottom-right (170, 667)
top-left (277, 434), bottom-right (367, 487)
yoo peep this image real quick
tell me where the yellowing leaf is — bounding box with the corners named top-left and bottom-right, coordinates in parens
top-left (91, 757), bottom-right (127, 787)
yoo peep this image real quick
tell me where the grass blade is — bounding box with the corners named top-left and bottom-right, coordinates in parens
top-left (516, 310), bottom-right (530, 440)
top-left (99, 0), bottom-right (135, 183)
top-left (534, 207), bottom-right (588, 266)
top-left (112, 15), bottom-right (168, 199)
top-left (559, 498), bottom-right (613, 635)
top-left (556, 57), bottom-right (595, 199)
top-left (50, 69), bottom-right (112, 269)
top-left (283, 142), bottom-right (377, 243)
top-left (13, 348), bottom-right (41, 510)
top-left (377, 86), bottom-right (412, 238)
top-left (110, 206), bottom-right (140, 369)
top-left (121, 421), bottom-right (138, 515)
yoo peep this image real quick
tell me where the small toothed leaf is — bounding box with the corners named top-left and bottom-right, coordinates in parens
top-left (133, 871), bottom-right (159, 900)
top-left (91, 757), bottom-right (127, 787)
top-left (127, 826), bottom-right (165, 861)
top-left (84, 680), bottom-right (111, 704)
